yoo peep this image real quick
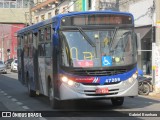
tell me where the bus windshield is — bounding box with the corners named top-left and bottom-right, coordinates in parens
top-left (60, 28), bottom-right (137, 68)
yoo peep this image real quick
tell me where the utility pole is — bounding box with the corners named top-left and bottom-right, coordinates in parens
top-left (0, 33), bottom-right (9, 62)
top-left (151, 0), bottom-right (156, 91)
top-left (115, 0), bottom-right (119, 11)
top-left (29, 0), bottom-right (32, 25)
top-left (153, 0), bottom-right (160, 93)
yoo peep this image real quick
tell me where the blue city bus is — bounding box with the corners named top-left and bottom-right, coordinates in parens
top-left (17, 11), bottom-right (138, 109)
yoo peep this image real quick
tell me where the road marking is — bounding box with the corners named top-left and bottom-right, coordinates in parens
top-left (11, 98), bottom-right (17, 102)
top-left (22, 106), bottom-right (30, 110)
top-left (0, 89), bottom-right (47, 120)
top-left (16, 102), bottom-right (23, 105)
top-left (39, 117), bottom-right (47, 120)
top-left (0, 91), bottom-right (4, 93)
top-left (7, 96), bottom-right (12, 98)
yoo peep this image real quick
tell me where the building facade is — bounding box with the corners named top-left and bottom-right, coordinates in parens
top-left (31, 0), bottom-right (72, 23)
top-left (124, 0), bottom-right (154, 75)
top-left (31, 0), bottom-right (119, 23)
top-left (0, 0), bottom-right (29, 61)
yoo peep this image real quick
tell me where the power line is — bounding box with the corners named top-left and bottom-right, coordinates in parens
top-left (61, 0), bottom-right (78, 14)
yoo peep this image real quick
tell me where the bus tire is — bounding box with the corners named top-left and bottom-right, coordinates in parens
top-left (48, 81), bottom-right (60, 109)
top-left (27, 75), bottom-right (36, 97)
top-left (111, 97), bottom-right (124, 106)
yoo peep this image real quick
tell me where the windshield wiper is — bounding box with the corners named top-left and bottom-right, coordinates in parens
top-left (110, 27), bottom-right (119, 51)
top-left (76, 27), bottom-right (96, 47)
top-left (112, 27), bottom-right (118, 41)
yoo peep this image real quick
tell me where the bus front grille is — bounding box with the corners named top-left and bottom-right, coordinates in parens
top-left (82, 82), bottom-right (121, 86)
top-left (85, 93), bottom-right (118, 96)
top-left (72, 69), bottom-right (127, 76)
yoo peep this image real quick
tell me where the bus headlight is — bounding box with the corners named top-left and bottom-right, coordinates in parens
top-left (123, 77), bottom-right (135, 85)
top-left (68, 80), bottom-right (74, 86)
top-left (128, 77), bottom-right (134, 83)
top-left (61, 76), bottom-right (68, 83)
top-left (132, 73), bottom-right (137, 79)
top-left (60, 76), bottom-right (80, 87)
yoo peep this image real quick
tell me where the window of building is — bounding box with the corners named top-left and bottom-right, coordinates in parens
top-left (48, 12), bottom-right (51, 19)
top-left (88, 0), bottom-right (92, 10)
top-left (36, 16), bottom-right (39, 23)
top-left (41, 14), bottom-right (45, 21)
top-left (38, 43), bottom-right (45, 56)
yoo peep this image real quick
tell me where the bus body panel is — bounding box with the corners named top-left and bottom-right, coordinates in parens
top-left (45, 57), bottom-right (53, 95)
top-left (58, 67), bottom-right (137, 100)
top-left (38, 57), bottom-right (47, 95)
top-left (33, 34), bottom-right (40, 92)
top-left (17, 11), bottom-right (137, 104)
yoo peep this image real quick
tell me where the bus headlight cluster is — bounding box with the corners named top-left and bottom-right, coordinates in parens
top-left (132, 73), bottom-right (137, 79)
top-left (61, 76), bottom-right (80, 87)
top-left (123, 73), bottom-right (137, 85)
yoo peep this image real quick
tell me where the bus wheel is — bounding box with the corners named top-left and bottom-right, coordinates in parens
top-left (111, 97), bottom-right (124, 106)
top-left (48, 82), bottom-right (59, 109)
top-left (27, 76), bottom-right (36, 97)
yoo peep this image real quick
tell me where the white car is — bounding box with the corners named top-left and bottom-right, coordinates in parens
top-left (11, 59), bottom-right (18, 72)
top-left (0, 60), bottom-right (7, 74)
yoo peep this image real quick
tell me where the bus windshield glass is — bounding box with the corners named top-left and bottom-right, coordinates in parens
top-left (60, 28), bottom-right (137, 68)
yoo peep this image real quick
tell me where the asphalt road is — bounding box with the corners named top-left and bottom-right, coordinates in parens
top-left (0, 72), bottom-right (160, 120)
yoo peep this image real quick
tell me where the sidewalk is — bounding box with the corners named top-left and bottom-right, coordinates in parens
top-left (148, 92), bottom-right (160, 99)
top-left (141, 75), bottom-right (160, 99)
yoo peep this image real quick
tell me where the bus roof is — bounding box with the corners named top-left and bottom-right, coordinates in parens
top-left (17, 10), bottom-right (134, 34)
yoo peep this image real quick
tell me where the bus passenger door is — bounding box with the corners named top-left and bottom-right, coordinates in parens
top-left (45, 42), bottom-right (52, 95)
top-left (38, 43), bottom-right (47, 95)
top-left (45, 26), bottom-right (52, 97)
top-left (33, 33), bottom-right (40, 93)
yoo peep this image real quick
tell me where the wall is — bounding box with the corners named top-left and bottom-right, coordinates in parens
top-left (0, 24), bottom-right (25, 61)
top-left (0, 8), bottom-right (29, 23)
top-left (128, 0), bottom-right (154, 27)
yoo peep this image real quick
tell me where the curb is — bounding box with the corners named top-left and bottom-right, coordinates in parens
top-left (148, 92), bottom-right (160, 98)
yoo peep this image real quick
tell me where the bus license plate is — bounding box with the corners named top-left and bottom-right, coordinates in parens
top-left (96, 88), bottom-right (109, 94)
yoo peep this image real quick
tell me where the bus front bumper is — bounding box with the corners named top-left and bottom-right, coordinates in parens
top-left (59, 79), bottom-right (138, 100)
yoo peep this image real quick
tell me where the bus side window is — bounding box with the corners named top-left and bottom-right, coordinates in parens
top-left (45, 43), bottom-right (51, 57)
top-left (45, 27), bottom-right (51, 41)
top-left (24, 34), bottom-right (29, 57)
top-left (38, 44), bottom-right (45, 56)
top-left (39, 29), bottom-right (45, 41)
top-left (28, 32), bottom-right (33, 57)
